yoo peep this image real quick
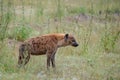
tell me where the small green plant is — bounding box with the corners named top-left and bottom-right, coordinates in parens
top-left (67, 6), bottom-right (86, 14)
top-left (100, 28), bottom-right (120, 53)
top-left (9, 26), bottom-right (33, 41)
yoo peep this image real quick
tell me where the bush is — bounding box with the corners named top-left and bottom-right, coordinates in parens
top-left (8, 26), bottom-right (33, 41)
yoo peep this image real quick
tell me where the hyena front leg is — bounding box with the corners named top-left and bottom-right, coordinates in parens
top-left (51, 51), bottom-right (57, 68)
top-left (47, 53), bottom-right (51, 70)
top-left (50, 48), bottom-right (57, 68)
top-left (46, 49), bottom-right (56, 70)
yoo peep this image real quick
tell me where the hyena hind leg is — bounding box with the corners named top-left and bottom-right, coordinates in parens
top-left (24, 53), bottom-right (30, 65)
top-left (18, 43), bottom-right (30, 68)
top-left (17, 54), bottom-right (30, 68)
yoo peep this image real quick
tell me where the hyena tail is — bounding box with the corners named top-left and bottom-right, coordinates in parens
top-left (18, 43), bottom-right (30, 68)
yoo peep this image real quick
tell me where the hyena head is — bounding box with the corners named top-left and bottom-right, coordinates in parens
top-left (64, 34), bottom-right (79, 47)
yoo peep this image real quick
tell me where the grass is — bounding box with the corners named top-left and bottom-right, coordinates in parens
top-left (0, 0), bottom-right (120, 80)
top-left (0, 45), bottom-right (120, 80)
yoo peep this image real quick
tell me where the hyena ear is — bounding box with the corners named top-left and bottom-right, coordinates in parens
top-left (64, 33), bottom-right (69, 41)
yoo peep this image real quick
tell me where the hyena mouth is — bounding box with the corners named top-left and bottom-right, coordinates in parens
top-left (72, 43), bottom-right (79, 47)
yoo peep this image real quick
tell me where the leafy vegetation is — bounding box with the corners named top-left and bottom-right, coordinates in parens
top-left (8, 26), bottom-right (33, 41)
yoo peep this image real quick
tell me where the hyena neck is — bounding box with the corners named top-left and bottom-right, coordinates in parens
top-left (57, 39), bottom-right (65, 47)
top-left (55, 34), bottom-right (69, 48)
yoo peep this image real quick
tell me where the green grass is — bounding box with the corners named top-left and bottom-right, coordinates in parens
top-left (67, 6), bottom-right (87, 15)
top-left (0, 0), bottom-right (120, 80)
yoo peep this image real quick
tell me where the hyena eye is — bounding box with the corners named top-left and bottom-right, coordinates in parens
top-left (72, 40), bottom-right (75, 42)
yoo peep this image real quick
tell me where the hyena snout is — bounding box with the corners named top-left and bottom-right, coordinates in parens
top-left (72, 42), bottom-right (79, 47)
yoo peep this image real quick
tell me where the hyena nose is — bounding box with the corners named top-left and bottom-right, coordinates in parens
top-left (75, 43), bottom-right (79, 47)
top-left (72, 42), bottom-right (79, 47)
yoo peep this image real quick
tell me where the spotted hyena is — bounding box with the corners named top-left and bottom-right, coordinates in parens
top-left (18, 33), bottom-right (79, 69)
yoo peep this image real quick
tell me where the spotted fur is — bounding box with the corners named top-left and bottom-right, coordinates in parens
top-left (18, 33), bottom-right (79, 69)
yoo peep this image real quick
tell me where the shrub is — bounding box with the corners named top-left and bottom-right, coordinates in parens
top-left (8, 26), bottom-right (33, 41)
